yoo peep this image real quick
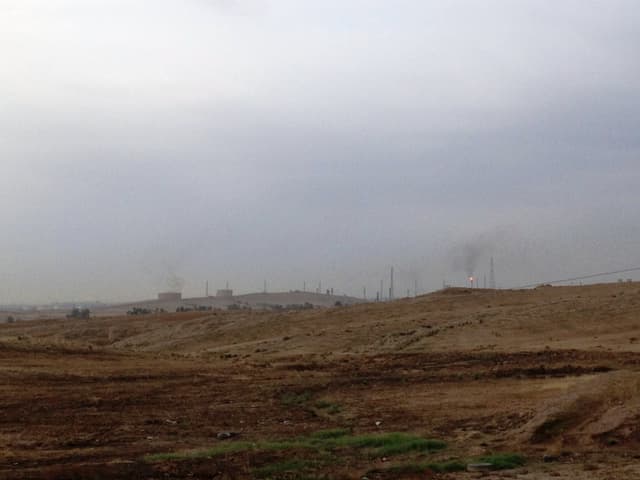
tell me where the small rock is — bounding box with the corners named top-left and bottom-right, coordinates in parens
top-left (375, 421), bottom-right (382, 427)
top-left (467, 463), bottom-right (492, 472)
top-left (216, 431), bottom-right (238, 440)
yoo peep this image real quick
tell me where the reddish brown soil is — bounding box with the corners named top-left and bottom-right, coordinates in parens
top-left (3, 284), bottom-right (640, 479)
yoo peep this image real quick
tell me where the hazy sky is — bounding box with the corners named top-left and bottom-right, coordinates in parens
top-left (2, 0), bottom-right (640, 303)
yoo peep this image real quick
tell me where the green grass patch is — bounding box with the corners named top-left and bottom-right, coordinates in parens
top-left (427, 460), bottom-right (467, 473)
top-left (308, 428), bottom-right (350, 440)
top-left (371, 453), bottom-right (525, 476)
top-left (281, 391), bottom-right (312, 406)
top-left (145, 431), bottom-right (447, 464)
top-left (144, 440), bottom-right (304, 463)
top-left (476, 453), bottom-right (526, 470)
top-left (314, 400), bottom-right (342, 415)
top-left (259, 440), bottom-right (307, 451)
top-left (333, 432), bottom-right (446, 456)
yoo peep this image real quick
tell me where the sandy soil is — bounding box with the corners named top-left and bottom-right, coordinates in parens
top-left (2, 283), bottom-right (640, 479)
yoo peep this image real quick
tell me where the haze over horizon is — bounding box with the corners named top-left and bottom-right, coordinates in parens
top-left (2, 0), bottom-right (640, 304)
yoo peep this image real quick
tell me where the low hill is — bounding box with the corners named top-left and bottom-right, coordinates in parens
top-left (3, 282), bottom-right (640, 357)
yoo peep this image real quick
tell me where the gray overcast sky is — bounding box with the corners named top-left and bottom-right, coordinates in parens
top-left (2, 0), bottom-right (640, 303)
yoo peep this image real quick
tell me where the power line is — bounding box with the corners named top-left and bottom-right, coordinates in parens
top-left (518, 266), bottom-right (640, 289)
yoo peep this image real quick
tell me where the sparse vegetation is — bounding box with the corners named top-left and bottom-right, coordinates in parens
top-left (427, 460), bottom-right (468, 473)
top-left (285, 303), bottom-right (315, 310)
top-left (145, 441), bottom-right (255, 461)
top-left (66, 307), bottom-right (90, 319)
top-left (476, 453), bottom-right (526, 470)
top-left (309, 428), bottom-right (349, 440)
top-left (281, 391), bottom-right (313, 406)
top-left (131, 307), bottom-right (151, 315)
top-left (5, 284), bottom-right (635, 479)
top-left (314, 400), bottom-right (342, 415)
top-left (331, 433), bottom-right (445, 456)
top-left (370, 453), bottom-right (524, 476)
top-left (175, 305), bottom-right (213, 313)
top-left (144, 430), bottom-right (446, 464)
top-left (127, 307), bottom-right (153, 315)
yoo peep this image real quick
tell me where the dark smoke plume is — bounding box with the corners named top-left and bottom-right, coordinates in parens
top-left (450, 227), bottom-right (514, 278)
top-left (452, 242), bottom-right (488, 277)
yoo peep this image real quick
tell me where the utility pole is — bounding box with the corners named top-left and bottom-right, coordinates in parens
top-left (380, 279), bottom-right (384, 301)
top-left (490, 257), bottom-right (496, 289)
top-left (206, 280), bottom-right (209, 297)
top-left (363, 286), bottom-right (366, 300)
top-left (390, 267), bottom-right (394, 301)
top-left (414, 279), bottom-right (418, 297)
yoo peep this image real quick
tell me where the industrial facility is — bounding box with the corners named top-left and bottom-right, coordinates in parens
top-left (157, 292), bottom-right (182, 302)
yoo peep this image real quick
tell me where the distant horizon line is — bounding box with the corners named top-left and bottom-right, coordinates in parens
top-left (0, 288), bottom-right (370, 309)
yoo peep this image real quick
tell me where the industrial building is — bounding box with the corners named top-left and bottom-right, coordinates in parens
top-left (158, 292), bottom-right (182, 302)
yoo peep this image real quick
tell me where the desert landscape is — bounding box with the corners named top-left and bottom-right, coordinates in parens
top-left (5, 1), bottom-right (639, 478)
top-left (3, 282), bottom-right (640, 479)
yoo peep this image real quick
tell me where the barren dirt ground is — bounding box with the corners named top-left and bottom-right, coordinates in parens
top-left (2, 284), bottom-right (640, 479)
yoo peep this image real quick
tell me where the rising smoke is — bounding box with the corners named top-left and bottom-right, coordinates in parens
top-left (165, 268), bottom-right (185, 292)
top-left (449, 227), bottom-right (514, 278)
top-left (451, 242), bottom-right (488, 277)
